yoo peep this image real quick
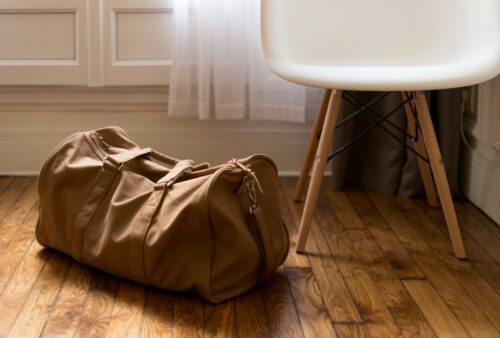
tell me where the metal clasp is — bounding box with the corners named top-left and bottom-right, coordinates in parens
top-left (244, 176), bottom-right (258, 213)
top-left (229, 158), bottom-right (263, 214)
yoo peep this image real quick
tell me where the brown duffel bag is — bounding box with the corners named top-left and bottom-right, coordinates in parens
top-left (36, 126), bottom-right (289, 303)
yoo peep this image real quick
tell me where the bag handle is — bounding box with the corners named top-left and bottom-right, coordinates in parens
top-left (149, 149), bottom-right (180, 167)
top-left (107, 148), bottom-right (153, 167)
top-left (94, 128), bottom-right (209, 170)
top-left (107, 147), bottom-right (208, 174)
top-left (157, 159), bottom-right (195, 186)
top-left (149, 149), bottom-right (210, 171)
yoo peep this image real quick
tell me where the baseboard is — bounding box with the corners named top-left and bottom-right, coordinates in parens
top-left (0, 114), bottom-right (316, 175)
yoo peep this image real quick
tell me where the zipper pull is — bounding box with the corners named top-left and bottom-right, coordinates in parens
top-left (229, 158), bottom-right (265, 213)
top-left (229, 159), bottom-right (263, 194)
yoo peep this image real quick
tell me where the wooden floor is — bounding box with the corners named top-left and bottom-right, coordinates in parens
top-left (0, 177), bottom-right (499, 338)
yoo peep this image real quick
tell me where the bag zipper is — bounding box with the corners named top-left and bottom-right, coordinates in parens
top-left (88, 131), bottom-right (107, 160)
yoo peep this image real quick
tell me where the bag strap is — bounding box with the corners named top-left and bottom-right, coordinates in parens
top-left (250, 206), bottom-right (278, 280)
top-left (107, 148), bottom-right (152, 167)
top-left (157, 159), bottom-right (195, 185)
top-left (94, 129), bottom-right (208, 171)
top-left (150, 150), bottom-right (209, 171)
top-left (149, 149), bottom-right (180, 167)
top-left (107, 146), bottom-right (208, 174)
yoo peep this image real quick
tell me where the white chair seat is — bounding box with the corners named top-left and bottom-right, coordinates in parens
top-left (265, 57), bottom-right (500, 91)
top-left (261, 0), bottom-right (500, 90)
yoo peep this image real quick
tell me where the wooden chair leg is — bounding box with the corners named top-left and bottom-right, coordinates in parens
top-left (296, 90), bottom-right (343, 253)
top-left (401, 92), bottom-right (439, 208)
top-left (294, 89), bottom-right (333, 202)
top-left (413, 91), bottom-right (466, 259)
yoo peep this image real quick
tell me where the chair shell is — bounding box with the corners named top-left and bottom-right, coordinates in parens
top-left (261, 0), bottom-right (500, 90)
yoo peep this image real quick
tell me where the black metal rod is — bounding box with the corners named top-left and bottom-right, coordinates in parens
top-left (335, 91), bottom-right (391, 128)
top-left (344, 91), bottom-right (415, 139)
top-left (369, 118), bottom-right (430, 163)
top-left (346, 92), bottom-right (429, 162)
top-left (327, 98), bottom-right (410, 161)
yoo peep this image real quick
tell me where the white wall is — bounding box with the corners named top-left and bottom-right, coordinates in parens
top-left (0, 86), bottom-right (313, 176)
top-left (0, 0), bottom-right (313, 176)
top-left (460, 76), bottom-right (500, 225)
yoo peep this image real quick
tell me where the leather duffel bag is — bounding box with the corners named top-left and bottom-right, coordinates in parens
top-left (36, 126), bottom-right (289, 303)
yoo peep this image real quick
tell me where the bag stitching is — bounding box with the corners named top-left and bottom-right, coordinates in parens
top-left (80, 168), bottom-right (120, 261)
top-left (139, 188), bottom-right (164, 286)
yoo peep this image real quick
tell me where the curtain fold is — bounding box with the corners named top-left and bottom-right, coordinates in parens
top-left (168, 0), bottom-right (306, 122)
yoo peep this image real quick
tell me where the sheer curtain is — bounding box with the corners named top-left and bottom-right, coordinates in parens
top-left (168, 0), bottom-right (306, 122)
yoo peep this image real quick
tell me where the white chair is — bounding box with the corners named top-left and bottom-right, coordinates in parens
top-left (261, 0), bottom-right (500, 259)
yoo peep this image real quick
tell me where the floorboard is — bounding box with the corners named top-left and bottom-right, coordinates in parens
top-left (234, 287), bottom-right (270, 337)
top-left (0, 176), bottom-right (498, 337)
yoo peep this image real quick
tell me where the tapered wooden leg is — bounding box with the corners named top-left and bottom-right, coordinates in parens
top-left (401, 92), bottom-right (439, 208)
top-left (296, 90), bottom-right (343, 253)
top-left (413, 91), bottom-right (466, 259)
top-left (294, 89), bottom-right (333, 202)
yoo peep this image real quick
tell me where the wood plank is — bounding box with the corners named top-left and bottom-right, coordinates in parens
top-left (315, 204), bottom-right (401, 338)
top-left (452, 268), bottom-right (500, 332)
top-left (0, 179), bottom-right (37, 258)
top-left (40, 262), bottom-right (93, 338)
top-left (346, 229), bottom-right (436, 338)
top-left (460, 200), bottom-right (500, 242)
top-left (171, 294), bottom-right (204, 338)
top-left (0, 206), bottom-right (39, 293)
top-left (0, 177), bottom-right (14, 197)
top-left (286, 267), bottom-right (336, 338)
top-left (307, 222), bottom-right (363, 324)
top-left (460, 236), bottom-right (500, 292)
top-left (204, 300), bottom-right (236, 338)
top-left (323, 188), bottom-right (364, 229)
top-left (105, 281), bottom-right (146, 338)
top-left (413, 199), bottom-right (500, 331)
top-left (234, 287), bottom-right (270, 337)
top-left (263, 268), bottom-right (304, 338)
top-left (7, 251), bottom-right (71, 338)
top-left (139, 289), bottom-right (174, 338)
top-left (334, 323), bottom-right (371, 338)
top-left (455, 203), bottom-right (500, 263)
top-left (0, 241), bottom-right (51, 336)
top-left (413, 199), bottom-right (500, 292)
top-left (74, 271), bottom-right (119, 338)
top-left (396, 199), bottom-right (500, 333)
top-left (396, 197), bottom-right (469, 271)
top-left (343, 186), bottom-right (425, 279)
top-left (0, 177), bottom-right (31, 222)
top-left (403, 280), bottom-right (467, 338)
top-left (281, 179), bottom-right (363, 323)
top-left (368, 190), bottom-right (499, 338)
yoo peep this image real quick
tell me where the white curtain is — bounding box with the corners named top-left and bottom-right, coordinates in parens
top-left (168, 0), bottom-right (307, 122)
